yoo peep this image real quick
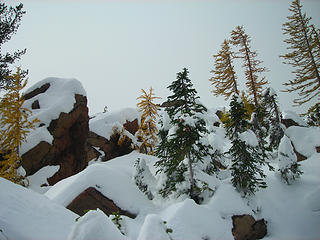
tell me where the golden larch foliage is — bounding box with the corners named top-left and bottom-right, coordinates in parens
top-left (210, 39), bottom-right (239, 100)
top-left (136, 87), bottom-right (160, 155)
top-left (281, 0), bottom-right (320, 107)
top-left (0, 68), bottom-right (39, 185)
top-left (230, 26), bottom-right (269, 107)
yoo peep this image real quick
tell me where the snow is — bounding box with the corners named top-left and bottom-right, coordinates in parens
top-left (46, 152), bottom-right (156, 215)
top-left (27, 165), bottom-right (60, 193)
top-left (21, 77), bottom-right (87, 154)
top-left (137, 214), bottom-right (171, 240)
top-left (239, 130), bottom-right (259, 147)
top-left (0, 177), bottom-right (78, 240)
top-left (68, 209), bottom-right (127, 240)
top-left (282, 110), bottom-right (307, 127)
top-left (2, 104), bottom-right (320, 240)
top-left (89, 108), bottom-right (140, 140)
top-left (278, 135), bottom-right (297, 170)
top-left (286, 126), bottom-right (320, 157)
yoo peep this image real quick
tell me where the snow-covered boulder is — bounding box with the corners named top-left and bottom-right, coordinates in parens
top-left (281, 110), bottom-right (307, 128)
top-left (21, 77), bottom-right (89, 186)
top-left (46, 152), bottom-right (155, 218)
top-left (88, 108), bottom-right (140, 161)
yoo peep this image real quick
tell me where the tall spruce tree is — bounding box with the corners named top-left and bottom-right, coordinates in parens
top-left (281, 0), bottom-right (320, 107)
top-left (226, 94), bottom-right (268, 196)
top-left (230, 26), bottom-right (269, 107)
top-left (155, 68), bottom-right (213, 201)
top-left (0, 68), bottom-right (39, 185)
top-left (0, 3), bottom-right (26, 89)
top-left (210, 39), bottom-right (239, 100)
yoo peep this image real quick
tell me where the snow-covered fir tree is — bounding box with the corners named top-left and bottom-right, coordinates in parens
top-left (278, 135), bottom-right (303, 185)
top-left (226, 94), bottom-right (269, 196)
top-left (261, 87), bottom-right (284, 151)
top-left (133, 157), bottom-right (156, 200)
top-left (154, 68), bottom-right (214, 202)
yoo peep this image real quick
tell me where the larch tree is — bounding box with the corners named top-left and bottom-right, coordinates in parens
top-left (0, 68), bottom-right (39, 184)
top-left (210, 39), bottom-right (239, 100)
top-left (281, 0), bottom-right (320, 107)
top-left (136, 87), bottom-right (160, 155)
top-left (155, 68), bottom-right (213, 202)
top-left (0, 3), bottom-right (26, 89)
top-left (230, 26), bottom-right (269, 107)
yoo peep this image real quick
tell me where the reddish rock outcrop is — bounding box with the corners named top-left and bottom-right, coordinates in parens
top-left (67, 187), bottom-right (136, 218)
top-left (21, 83), bottom-right (89, 185)
top-left (87, 119), bottom-right (139, 161)
top-left (232, 214), bottom-right (267, 240)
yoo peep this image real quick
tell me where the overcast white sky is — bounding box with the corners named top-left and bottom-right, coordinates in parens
top-left (3, 0), bottom-right (320, 115)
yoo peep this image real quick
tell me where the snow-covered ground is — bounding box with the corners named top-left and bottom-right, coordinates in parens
top-left (1, 149), bottom-right (319, 240)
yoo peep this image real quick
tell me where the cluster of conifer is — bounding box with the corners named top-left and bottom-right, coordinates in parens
top-left (134, 0), bottom-right (318, 201)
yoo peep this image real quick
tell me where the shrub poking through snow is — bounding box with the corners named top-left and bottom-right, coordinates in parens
top-left (110, 211), bottom-right (124, 234)
top-left (278, 135), bottom-right (303, 185)
top-left (226, 94), bottom-right (269, 196)
top-left (133, 158), bottom-right (155, 200)
top-left (155, 68), bottom-right (214, 202)
top-left (136, 87), bottom-right (160, 155)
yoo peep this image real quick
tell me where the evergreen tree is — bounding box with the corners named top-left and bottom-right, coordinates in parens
top-left (278, 135), bottom-right (302, 185)
top-left (281, 0), bottom-right (320, 107)
top-left (155, 68), bottom-right (213, 201)
top-left (230, 26), bottom-right (269, 107)
top-left (0, 3), bottom-right (26, 89)
top-left (136, 87), bottom-right (160, 155)
top-left (133, 157), bottom-right (156, 200)
top-left (226, 94), bottom-right (268, 196)
top-left (261, 87), bottom-right (284, 150)
top-left (210, 39), bottom-right (239, 100)
top-left (0, 68), bottom-right (39, 184)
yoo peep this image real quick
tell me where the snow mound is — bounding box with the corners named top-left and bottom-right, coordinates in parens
top-left (21, 77), bottom-right (87, 154)
top-left (137, 214), bottom-right (170, 240)
top-left (286, 126), bottom-right (320, 157)
top-left (27, 165), bottom-right (60, 193)
top-left (46, 152), bottom-right (155, 215)
top-left (68, 209), bottom-right (127, 240)
top-left (0, 177), bottom-right (78, 240)
top-left (90, 108), bottom-right (140, 139)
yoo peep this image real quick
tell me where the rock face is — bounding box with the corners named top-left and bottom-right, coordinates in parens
top-left (87, 119), bottom-right (139, 162)
top-left (67, 187), bottom-right (136, 218)
top-left (21, 80), bottom-right (89, 185)
top-left (232, 214), bottom-right (267, 240)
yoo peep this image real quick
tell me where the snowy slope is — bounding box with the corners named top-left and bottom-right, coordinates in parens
top-left (45, 150), bottom-right (320, 240)
top-left (0, 178), bottom-right (78, 240)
